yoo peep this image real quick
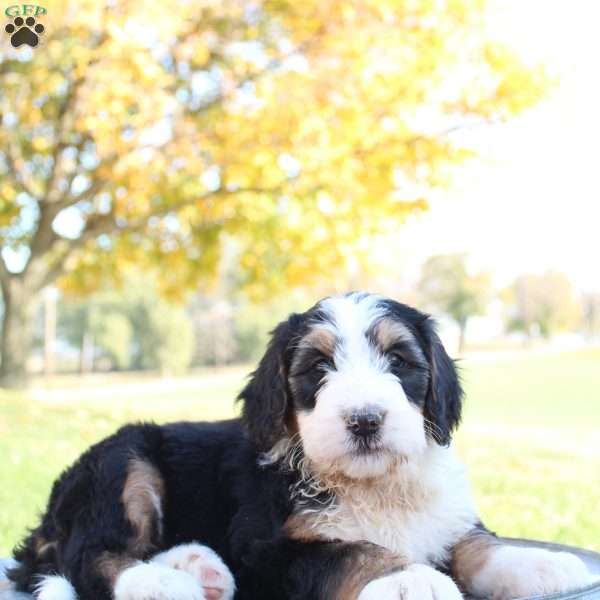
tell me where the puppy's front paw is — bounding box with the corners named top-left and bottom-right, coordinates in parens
top-left (471, 546), bottom-right (591, 600)
top-left (358, 564), bottom-right (463, 600)
top-left (114, 562), bottom-right (205, 600)
top-left (152, 543), bottom-right (235, 600)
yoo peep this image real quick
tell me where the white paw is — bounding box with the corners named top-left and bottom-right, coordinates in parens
top-left (114, 562), bottom-right (205, 600)
top-left (358, 564), bottom-right (463, 600)
top-left (152, 543), bottom-right (236, 600)
top-left (471, 546), bottom-right (592, 600)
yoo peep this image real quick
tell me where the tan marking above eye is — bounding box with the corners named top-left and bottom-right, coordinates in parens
top-left (299, 326), bottom-right (337, 356)
top-left (374, 318), bottom-right (415, 351)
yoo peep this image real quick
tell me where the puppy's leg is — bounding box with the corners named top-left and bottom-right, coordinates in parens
top-left (113, 563), bottom-right (204, 600)
top-left (451, 524), bottom-right (591, 600)
top-left (237, 535), bottom-right (462, 600)
top-left (152, 543), bottom-right (236, 600)
top-left (97, 457), bottom-right (205, 600)
top-left (10, 424), bottom-right (201, 600)
top-left (358, 564), bottom-right (463, 600)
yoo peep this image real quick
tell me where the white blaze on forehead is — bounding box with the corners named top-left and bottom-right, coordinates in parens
top-left (319, 293), bottom-right (386, 369)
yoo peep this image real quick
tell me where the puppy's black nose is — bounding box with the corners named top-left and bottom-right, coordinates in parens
top-left (345, 408), bottom-right (386, 438)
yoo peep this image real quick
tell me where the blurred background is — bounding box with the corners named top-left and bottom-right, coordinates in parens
top-left (1, 0), bottom-right (599, 556)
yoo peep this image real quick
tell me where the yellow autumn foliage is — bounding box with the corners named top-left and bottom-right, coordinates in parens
top-left (0, 0), bottom-right (548, 302)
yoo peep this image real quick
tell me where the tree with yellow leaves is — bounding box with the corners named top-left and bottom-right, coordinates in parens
top-left (0, 0), bottom-right (547, 386)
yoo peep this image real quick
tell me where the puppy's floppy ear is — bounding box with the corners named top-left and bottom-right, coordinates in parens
top-left (418, 316), bottom-right (463, 446)
top-left (239, 314), bottom-right (303, 451)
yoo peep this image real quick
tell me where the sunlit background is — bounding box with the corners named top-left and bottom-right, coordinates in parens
top-left (401, 0), bottom-right (600, 291)
top-left (0, 0), bottom-right (598, 558)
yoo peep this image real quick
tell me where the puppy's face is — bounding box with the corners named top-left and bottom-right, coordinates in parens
top-left (241, 293), bottom-right (462, 480)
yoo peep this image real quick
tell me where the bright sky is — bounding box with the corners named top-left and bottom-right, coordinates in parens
top-left (392, 0), bottom-right (600, 293)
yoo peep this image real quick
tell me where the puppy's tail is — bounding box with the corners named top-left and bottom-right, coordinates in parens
top-left (3, 562), bottom-right (77, 600)
top-left (5, 529), bottom-right (77, 599)
top-left (3, 557), bottom-right (77, 599)
top-left (33, 575), bottom-right (77, 600)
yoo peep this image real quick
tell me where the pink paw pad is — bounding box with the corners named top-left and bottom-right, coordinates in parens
top-left (189, 559), bottom-right (229, 599)
top-left (151, 544), bottom-right (235, 600)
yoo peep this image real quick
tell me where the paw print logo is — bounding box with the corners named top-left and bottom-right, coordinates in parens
top-left (5, 16), bottom-right (44, 48)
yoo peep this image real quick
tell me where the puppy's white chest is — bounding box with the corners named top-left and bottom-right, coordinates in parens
top-left (314, 495), bottom-right (457, 564)
top-left (295, 449), bottom-right (479, 566)
top-left (317, 498), bottom-right (427, 561)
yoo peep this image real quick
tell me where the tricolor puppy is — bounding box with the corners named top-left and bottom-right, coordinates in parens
top-left (8, 293), bottom-right (591, 600)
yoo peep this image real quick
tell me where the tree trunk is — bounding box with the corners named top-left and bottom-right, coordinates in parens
top-left (80, 330), bottom-right (95, 374)
top-left (44, 287), bottom-right (57, 377)
top-left (457, 320), bottom-right (467, 354)
top-left (0, 277), bottom-right (36, 388)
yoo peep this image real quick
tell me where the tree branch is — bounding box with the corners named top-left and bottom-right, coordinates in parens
top-left (42, 30), bottom-right (109, 205)
top-left (3, 140), bottom-right (39, 199)
top-left (23, 30), bottom-right (300, 288)
top-left (26, 153), bottom-right (117, 272)
top-left (34, 213), bottom-right (116, 291)
top-left (43, 77), bottom-right (87, 205)
top-left (148, 184), bottom-right (284, 219)
top-left (27, 206), bottom-right (60, 267)
top-left (33, 182), bottom-right (283, 291)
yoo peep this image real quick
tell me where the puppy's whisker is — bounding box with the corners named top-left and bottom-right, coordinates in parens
top-left (423, 418), bottom-right (444, 444)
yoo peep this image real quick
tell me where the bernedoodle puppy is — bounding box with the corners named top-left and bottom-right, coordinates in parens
top-left (7, 293), bottom-right (591, 600)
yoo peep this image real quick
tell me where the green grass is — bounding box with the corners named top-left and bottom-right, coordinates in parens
top-left (454, 348), bottom-right (600, 551)
top-left (1, 350), bottom-right (599, 556)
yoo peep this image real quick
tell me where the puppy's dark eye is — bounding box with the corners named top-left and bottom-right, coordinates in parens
top-left (292, 353), bottom-right (334, 378)
top-left (312, 356), bottom-right (334, 372)
top-left (389, 352), bottom-right (409, 369)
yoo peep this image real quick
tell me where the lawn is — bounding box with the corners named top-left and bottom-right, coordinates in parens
top-left (1, 350), bottom-right (599, 557)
